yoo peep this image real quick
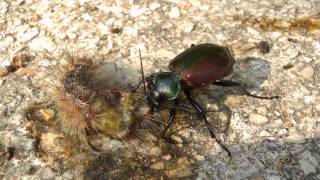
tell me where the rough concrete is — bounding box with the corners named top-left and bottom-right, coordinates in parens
top-left (0, 0), bottom-right (319, 179)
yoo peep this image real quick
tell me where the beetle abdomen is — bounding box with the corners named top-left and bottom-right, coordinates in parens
top-left (169, 43), bottom-right (235, 88)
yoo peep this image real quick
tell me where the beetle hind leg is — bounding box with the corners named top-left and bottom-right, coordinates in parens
top-left (184, 90), bottom-right (232, 158)
top-left (213, 80), bottom-right (279, 99)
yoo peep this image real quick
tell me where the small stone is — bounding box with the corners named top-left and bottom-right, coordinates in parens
top-left (195, 155), bottom-right (205, 161)
top-left (278, 129), bottom-right (288, 136)
top-left (149, 3), bottom-right (160, 10)
top-left (63, 0), bottom-right (78, 8)
top-left (304, 96), bottom-right (314, 104)
top-left (169, 7), bottom-right (180, 18)
top-left (257, 41), bottom-right (271, 54)
top-left (0, 68), bottom-right (8, 77)
top-left (256, 107), bottom-right (268, 115)
top-left (170, 135), bottom-right (183, 143)
top-left (315, 104), bottom-right (320, 111)
top-left (155, 48), bottom-right (175, 59)
top-left (150, 161), bottom-right (164, 170)
top-left (29, 37), bottom-right (55, 51)
top-left (130, 6), bottom-right (145, 17)
top-left (181, 21), bottom-right (194, 33)
top-left (0, 1), bottom-right (8, 15)
top-left (297, 66), bottom-right (314, 80)
top-left (249, 112), bottom-right (269, 125)
top-left (66, 29), bottom-right (77, 39)
top-left (285, 133), bottom-right (306, 144)
top-left (149, 146), bottom-right (162, 157)
top-left (39, 108), bottom-right (55, 121)
top-left (3, 36), bottom-right (14, 46)
top-left (12, 53), bottom-right (29, 68)
top-left (31, 13), bottom-right (41, 21)
top-left (260, 130), bottom-right (273, 138)
top-left (17, 28), bottom-right (39, 42)
top-left (81, 13), bottom-right (93, 21)
top-left (225, 96), bottom-right (244, 108)
top-left (37, 167), bottom-right (55, 179)
top-left (249, 175), bottom-right (266, 180)
top-left (163, 154), bottom-right (172, 160)
top-left (40, 132), bottom-right (66, 154)
top-left (165, 157), bottom-right (192, 178)
top-left (284, 121), bottom-right (294, 129)
top-left (268, 119), bottom-right (283, 128)
top-left (299, 159), bottom-right (316, 175)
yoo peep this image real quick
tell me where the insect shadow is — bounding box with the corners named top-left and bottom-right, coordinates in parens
top-left (203, 57), bottom-right (275, 135)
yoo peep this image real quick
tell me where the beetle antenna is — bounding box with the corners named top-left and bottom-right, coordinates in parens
top-left (139, 49), bottom-right (147, 95)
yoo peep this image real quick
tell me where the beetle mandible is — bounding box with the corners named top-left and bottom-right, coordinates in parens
top-left (134, 43), bottom-right (279, 157)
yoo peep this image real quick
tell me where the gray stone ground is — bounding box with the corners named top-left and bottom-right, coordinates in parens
top-left (0, 0), bottom-right (319, 179)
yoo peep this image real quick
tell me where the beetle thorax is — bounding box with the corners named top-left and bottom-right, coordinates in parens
top-left (147, 72), bottom-right (181, 107)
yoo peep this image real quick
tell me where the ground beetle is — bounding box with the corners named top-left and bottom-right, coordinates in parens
top-left (134, 43), bottom-right (279, 157)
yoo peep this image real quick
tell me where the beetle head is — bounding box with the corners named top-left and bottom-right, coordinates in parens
top-left (145, 72), bottom-right (181, 111)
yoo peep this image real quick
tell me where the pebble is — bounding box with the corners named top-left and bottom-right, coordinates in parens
top-left (268, 119), bottom-right (283, 128)
top-left (278, 129), bottom-right (288, 137)
top-left (169, 7), bottom-right (180, 18)
top-left (3, 36), bottom-right (14, 46)
top-left (163, 154), bottom-right (172, 160)
top-left (287, 99), bottom-right (305, 111)
top-left (256, 107), bottom-right (268, 116)
top-left (225, 96), bottom-right (244, 108)
top-left (155, 48), bottom-right (175, 59)
top-left (315, 104), bottom-right (320, 111)
top-left (259, 130), bottom-right (274, 138)
top-left (40, 132), bottom-right (66, 154)
top-left (299, 159), bottom-right (316, 175)
top-left (29, 37), bottom-right (55, 52)
top-left (181, 21), bottom-right (194, 33)
top-left (249, 112), bottom-right (269, 125)
top-left (150, 161), bottom-right (164, 170)
top-left (149, 3), bottom-right (161, 10)
top-left (249, 175), bottom-right (266, 180)
top-left (17, 28), bottom-right (39, 42)
top-left (130, 6), bottom-right (146, 17)
top-left (170, 135), bottom-right (183, 143)
top-left (0, 68), bottom-right (8, 77)
top-left (165, 157), bottom-right (192, 178)
top-left (285, 133), bottom-right (306, 144)
top-left (297, 66), bottom-right (314, 80)
top-left (195, 155), bottom-right (205, 161)
top-left (0, 1), bottom-right (8, 15)
top-left (149, 147), bottom-right (162, 157)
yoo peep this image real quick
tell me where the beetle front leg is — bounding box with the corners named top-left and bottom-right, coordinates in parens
top-left (131, 80), bottom-right (143, 93)
top-left (213, 80), bottom-right (279, 99)
top-left (184, 90), bottom-right (232, 158)
top-left (161, 100), bottom-right (180, 144)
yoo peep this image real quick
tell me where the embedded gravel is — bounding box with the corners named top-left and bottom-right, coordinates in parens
top-left (0, 0), bottom-right (319, 179)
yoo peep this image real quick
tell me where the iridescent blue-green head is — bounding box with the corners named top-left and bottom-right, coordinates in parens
top-left (146, 72), bottom-right (181, 109)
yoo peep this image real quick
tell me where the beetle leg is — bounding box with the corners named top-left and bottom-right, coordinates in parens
top-left (213, 80), bottom-right (279, 99)
top-left (184, 90), bottom-right (232, 158)
top-left (131, 80), bottom-right (143, 93)
top-left (161, 100), bottom-right (180, 144)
